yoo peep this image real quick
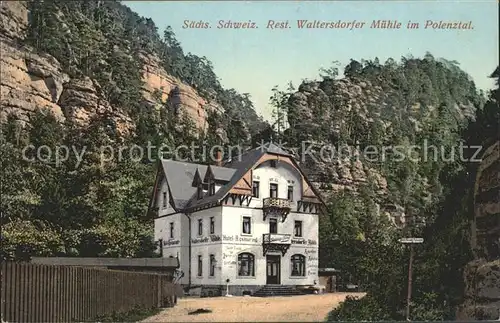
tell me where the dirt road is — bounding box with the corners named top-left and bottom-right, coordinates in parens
top-left (143, 293), bottom-right (364, 322)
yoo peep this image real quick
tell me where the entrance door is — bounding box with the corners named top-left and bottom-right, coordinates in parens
top-left (266, 255), bottom-right (281, 284)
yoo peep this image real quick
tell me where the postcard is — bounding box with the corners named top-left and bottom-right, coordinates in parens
top-left (0, 1), bottom-right (498, 322)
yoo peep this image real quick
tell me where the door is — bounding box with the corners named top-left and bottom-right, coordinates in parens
top-left (266, 255), bottom-right (281, 284)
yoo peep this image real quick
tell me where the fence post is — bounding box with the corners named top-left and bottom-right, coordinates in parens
top-left (157, 275), bottom-right (162, 308)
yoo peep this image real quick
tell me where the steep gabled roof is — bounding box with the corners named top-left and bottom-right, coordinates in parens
top-left (207, 165), bottom-right (237, 182)
top-left (192, 168), bottom-right (203, 187)
top-left (184, 142), bottom-right (325, 211)
top-left (152, 142), bottom-right (325, 214)
top-left (160, 160), bottom-right (208, 209)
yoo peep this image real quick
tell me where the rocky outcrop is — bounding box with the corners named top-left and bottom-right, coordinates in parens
top-left (289, 79), bottom-right (390, 195)
top-left (0, 1), bottom-right (27, 40)
top-left (289, 75), bottom-right (476, 225)
top-left (288, 79), bottom-right (393, 141)
top-left (457, 141), bottom-right (500, 321)
top-left (1, 38), bottom-right (68, 122)
top-left (0, 1), bottom-right (221, 134)
top-left (0, 1), bottom-right (134, 134)
top-left (1, 1), bottom-right (66, 122)
top-left (458, 259), bottom-right (500, 321)
top-left (140, 52), bottom-right (223, 132)
top-left (58, 77), bottom-right (134, 134)
top-left (473, 141), bottom-right (500, 260)
top-left (289, 79), bottom-right (405, 223)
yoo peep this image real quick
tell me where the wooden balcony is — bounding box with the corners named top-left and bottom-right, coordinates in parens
top-left (262, 233), bottom-right (292, 255)
top-left (262, 197), bottom-right (291, 222)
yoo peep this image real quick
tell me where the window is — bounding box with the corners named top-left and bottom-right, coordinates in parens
top-left (270, 183), bottom-right (278, 198)
top-left (252, 181), bottom-right (260, 198)
top-left (290, 254), bottom-right (306, 276)
top-left (197, 255), bottom-right (203, 276)
top-left (162, 191), bottom-right (167, 208)
top-left (270, 160), bottom-right (277, 168)
top-left (287, 186), bottom-right (294, 201)
top-left (238, 253), bottom-right (255, 276)
top-left (209, 254), bottom-right (216, 276)
top-left (197, 184), bottom-right (203, 199)
top-left (210, 217), bottom-right (215, 234)
top-left (242, 216), bottom-right (251, 234)
top-left (209, 181), bottom-right (215, 196)
top-left (269, 218), bottom-right (278, 234)
top-left (294, 221), bottom-right (302, 237)
top-left (198, 219), bottom-right (203, 236)
top-left (157, 239), bottom-right (163, 256)
top-left (170, 222), bottom-right (175, 239)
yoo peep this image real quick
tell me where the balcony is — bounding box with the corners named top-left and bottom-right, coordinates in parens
top-left (262, 197), bottom-right (291, 222)
top-left (262, 233), bottom-right (292, 256)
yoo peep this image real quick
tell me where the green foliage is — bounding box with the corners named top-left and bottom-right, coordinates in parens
top-left (0, 110), bottom-right (160, 260)
top-left (319, 61), bottom-right (341, 80)
top-left (269, 83), bottom-right (294, 140)
top-left (324, 66), bottom-right (498, 321)
top-left (94, 305), bottom-right (161, 322)
top-left (3, 0), bottom-right (273, 259)
top-left (327, 295), bottom-right (393, 321)
top-left (25, 0), bottom-right (266, 133)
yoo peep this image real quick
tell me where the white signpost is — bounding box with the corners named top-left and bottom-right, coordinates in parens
top-left (399, 237), bottom-right (424, 321)
top-left (399, 238), bottom-right (424, 244)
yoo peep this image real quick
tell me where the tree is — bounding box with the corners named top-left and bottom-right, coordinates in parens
top-left (344, 59), bottom-right (363, 79)
top-left (319, 60), bottom-right (341, 80)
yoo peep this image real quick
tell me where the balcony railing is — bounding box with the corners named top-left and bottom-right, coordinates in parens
top-left (262, 233), bottom-right (292, 255)
top-left (262, 233), bottom-right (292, 244)
top-left (262, 198), bottom-right (291, 222)
top-left (263, 197), bottom-right (291, 209)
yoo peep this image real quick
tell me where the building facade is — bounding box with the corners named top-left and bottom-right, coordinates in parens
top-left (150, 143), bottom-right (324, 296)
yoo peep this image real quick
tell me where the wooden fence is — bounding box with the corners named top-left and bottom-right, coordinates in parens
top-left (1, 261), bottom-right (183, 322)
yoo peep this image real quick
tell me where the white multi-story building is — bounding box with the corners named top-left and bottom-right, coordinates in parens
top-left (150, 142), bottom-right (324, 296)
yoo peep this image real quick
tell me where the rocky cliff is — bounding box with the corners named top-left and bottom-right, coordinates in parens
top-left (289, 78), bottom-right (391, 194)
top-left (457, 141), bottom-right (500, 321)
top-left (0, 1), bottom-right (225, 134)
top-left (139, 51), bottom-right (224, 131)
top-left (287, 67), bottom-right (478, 225)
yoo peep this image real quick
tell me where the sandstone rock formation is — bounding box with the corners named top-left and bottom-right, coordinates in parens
top-left (288, 73), bottom-right (476, 226)
top-left (457, 141), bottom-right (500, 321)
top-left (139, 51), bottom-right (223, 132)
top-left (0, 1), bottom-right (221, 134)
top-left (1, 1), bottom-right (65, 121)
top-left (289, 79), bottom-right (407, 224)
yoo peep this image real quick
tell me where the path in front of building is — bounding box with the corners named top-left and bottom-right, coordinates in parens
top-left (143, 293), bottom-right (365, 322)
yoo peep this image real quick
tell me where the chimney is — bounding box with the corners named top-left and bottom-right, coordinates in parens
top-left (215, 149), bottom-right (222, 166)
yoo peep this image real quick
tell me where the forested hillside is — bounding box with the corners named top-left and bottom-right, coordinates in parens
top-left (266, 57), bottom-right (498, 320)
top-left (0, 0), bottom-right (266, 260)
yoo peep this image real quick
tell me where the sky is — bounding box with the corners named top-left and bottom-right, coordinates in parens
top-left (126, 1), bottom-right (499, 121)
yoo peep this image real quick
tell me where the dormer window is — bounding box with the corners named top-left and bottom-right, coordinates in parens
top-left (162, 191), bottom-right (168, 208)
top-left (197, 184), bottom-right (203, 199)
top-left (209, 181), bottom-right (215, 196)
